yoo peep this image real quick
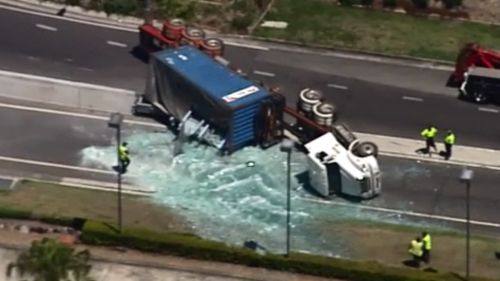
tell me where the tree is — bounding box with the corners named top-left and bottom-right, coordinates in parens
top-left (6, 238), bottom-right (95, 281)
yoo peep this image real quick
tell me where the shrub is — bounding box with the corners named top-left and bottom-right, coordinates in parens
top-left (64, 0), bottom-right (80, 6)
top-left (102, 0), bottom-right (142, 16)
top-left (412, 0), bottom-right (429, 9)
top-left (361, 0), bottom-right (374, 6)
top-left (231, 14), bottom-right (255, 33)
top-left (442, 0), bottom-right (463, 9)
top-left (80, 220), bottom-right (474, 281)
top-left (383, 0), bottom-right (398, 8)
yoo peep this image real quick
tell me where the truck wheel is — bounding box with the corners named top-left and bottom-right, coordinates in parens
top-left (356, 141), bottom-right (378, 157)
top-left (472, 91), bottom-right (488, 104)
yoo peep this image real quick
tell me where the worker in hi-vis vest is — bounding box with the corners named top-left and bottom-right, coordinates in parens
top-left (408, 237), bottom-right (424, 267)
top-left (421, 232), bottom-right (432, 264)
top-left (119, 142), bottom-right (130, 173)
top-left (443, 130), bottom-right (456, 160)
top-left (420, 125), bottom-right (438, 155)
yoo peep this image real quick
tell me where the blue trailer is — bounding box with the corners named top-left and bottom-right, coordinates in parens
top-left (139, 45), bottom-right (285, 154)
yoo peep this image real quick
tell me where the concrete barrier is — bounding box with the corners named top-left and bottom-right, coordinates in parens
top-left (0, 69), bottom-right (137, 115)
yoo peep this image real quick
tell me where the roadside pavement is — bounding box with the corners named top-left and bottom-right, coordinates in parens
top-left (0, 221), bottom-right (340, 281)
top-left (356, 132), bottom-right (500, 171)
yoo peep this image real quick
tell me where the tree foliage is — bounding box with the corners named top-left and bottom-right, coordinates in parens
top-left (6, 238), bottom-right (94, 281)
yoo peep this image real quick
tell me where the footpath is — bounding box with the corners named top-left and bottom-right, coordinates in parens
top-left (0, 221), bottom-right (337, 281)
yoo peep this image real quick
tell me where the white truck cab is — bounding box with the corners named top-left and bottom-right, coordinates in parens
top-left (304, 132), bottom-right (381, 200)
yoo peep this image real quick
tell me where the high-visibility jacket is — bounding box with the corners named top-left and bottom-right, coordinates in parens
top-left (421, 127), bottom-right (438, 139)
top-left (422, 234), bottom-right (432, 251)
top-left (409, 240), bottom-right (423, 257)
top-left (119, 145), bottom-right (129, 160)
top-left (444, 133), bottom-right (456, 145)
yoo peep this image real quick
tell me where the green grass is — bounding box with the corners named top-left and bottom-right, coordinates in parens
top-left (315, 219), bottom-right (500, 279)
top-left (254, 0), bottom-right (500, 61)
top-left (0, 180), bottom-right (189, 233)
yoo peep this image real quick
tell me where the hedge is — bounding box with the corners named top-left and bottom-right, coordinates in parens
top-left (80, 220), bottom-right (488, 281)
top-left (0, 207), bottom-right (76, 227)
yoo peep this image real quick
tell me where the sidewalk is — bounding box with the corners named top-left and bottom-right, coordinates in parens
top-left (0, 224), bottom-right (339, 281)
top-left (356, 132), bottom-right (500, 170)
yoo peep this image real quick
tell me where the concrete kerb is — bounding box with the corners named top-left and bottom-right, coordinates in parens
top-left (0, 69), bottom-right (137, 115)
top-left (355, 132), bottom-right (500, 171)
top-left (230, 34), bottom-right (455, 70)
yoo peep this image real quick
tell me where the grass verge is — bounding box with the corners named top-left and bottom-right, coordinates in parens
top-left (0, 180), bottom-right (189, 233)
top-left (0, 179), bottom-right (498, 280)
top-left (254, 0), bottom-right (500, 61)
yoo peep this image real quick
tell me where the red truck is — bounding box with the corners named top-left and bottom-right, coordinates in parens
top-left (451, 43), bottom-right (500, 104)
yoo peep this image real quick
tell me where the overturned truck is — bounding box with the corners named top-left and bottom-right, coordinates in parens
top-left (133, 45), bottom-right (381, 199)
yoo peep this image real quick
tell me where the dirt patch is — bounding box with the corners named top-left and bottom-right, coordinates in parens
top-left (463, 0), bottom-right (500, 23)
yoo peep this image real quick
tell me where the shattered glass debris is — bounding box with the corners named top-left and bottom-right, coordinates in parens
top-left (81, 129), bottom-right (452, 257)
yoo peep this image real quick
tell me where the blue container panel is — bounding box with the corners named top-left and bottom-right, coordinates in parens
top-left (230, 103), bottom-right (260, 149)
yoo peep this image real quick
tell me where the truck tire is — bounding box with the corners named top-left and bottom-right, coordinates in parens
top-left (356, 141), bottom-right (378, 157)
top-left (471, 91), bottom-right (489, 104)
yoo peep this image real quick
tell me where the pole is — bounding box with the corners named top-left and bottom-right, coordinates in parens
top-left (465, 181), bottom-right (471, 281)
top-left (285, 150), bottom-right (291, 257)
top-left (117, 126), bottom-right (123, 234)
top-left (144, 0), bottom-right (151, 24)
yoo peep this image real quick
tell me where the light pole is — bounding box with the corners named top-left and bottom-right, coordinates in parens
top-left (108, 112), bottom-right (124, 234)
top-left (144, 0), bottom-right (152, 24)
top-left (280, 139), bottom-right (294, 257)
top-left (459, 167), bottom-right (474, 281)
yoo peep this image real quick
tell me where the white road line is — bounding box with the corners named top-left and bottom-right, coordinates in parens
top-left (224, 41), bottom-right (270, 51)
top-left (1, 5), bottom-right (138, 32)
top-left (402, 96), bottom-right (424, 102)
top-left (2, 4), bottom-right (273, 53)
top-left (253, 70), bottom-right (276, 77)
top-left (0, 102), bottom-right (165, 128)
top-left (0, 155), bottom-right (112, 175)
top-left (327, 84), bottom-right (348, 90)
top-left (478, 107), bottom-right (499, 114)
top-left (35, 23), bottom-right (58, 31)
top-left (302, 198), bottom-right (500, 228)
top-left (107, 40), bottom-right (128, 48)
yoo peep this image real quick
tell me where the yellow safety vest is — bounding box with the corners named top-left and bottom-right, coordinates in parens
top-left (421, 127), bottom-right (437, 139)
top-left (422, 234), bottom-right (432, 250)
top-left (444, 133), bottom-right (455, 145)
top-left (409, 240), bottom-right (423, 257)
top-left (119, 145), bottom-right (129, 160)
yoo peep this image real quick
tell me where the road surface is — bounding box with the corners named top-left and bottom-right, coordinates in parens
top-left (0, 98), bottom-right (498, 236)
top-left (0, 8), bottom-right (499, 149)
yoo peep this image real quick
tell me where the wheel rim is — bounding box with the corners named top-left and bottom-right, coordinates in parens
top-left (474, 92), bottom-right (487, 103)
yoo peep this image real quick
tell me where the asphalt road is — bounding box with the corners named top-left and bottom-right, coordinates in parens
top-left (1, 7), bottom-right (500, 149)
top-left (0, 99), bottom-right (498, 235)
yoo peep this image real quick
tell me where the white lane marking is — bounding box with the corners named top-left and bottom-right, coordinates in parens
top-left (253, 70), bottom-right (275, 77)
top-left (2, 5), bottom-right (272, 52)
top-left (0, 102), bottom-right (165, 128)
top-left (107, 40), bottom-right (128, 48)
top-left (478, 107), bottom-right (499, 114)
top-left (0, 155), bottom-right (112, 175)
top-left (35, 23), bottom-right (58, 31)
top-left (1, 5), bottom-right (137, 32)
top-left (402, 96), bottom-right (424, 102)
top-left (327, 83), bottom-right (348, 90)
top-left (27, 56), bottom-right (40, 61)
top-left (224, 41), bottom-right (270, 51)
top-left (77, 67), bottom-right (94, 72)
top-left (0, 69), bottom-right (135, 94)
top-left (302, 198), bottom-right (500, 228)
